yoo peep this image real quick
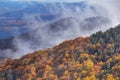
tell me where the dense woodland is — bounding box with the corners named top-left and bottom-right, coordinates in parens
top-left (0, 25), bottom-right (120, 80)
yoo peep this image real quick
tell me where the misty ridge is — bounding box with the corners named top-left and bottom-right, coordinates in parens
top-left (0, 0), bottom-right (120, 59)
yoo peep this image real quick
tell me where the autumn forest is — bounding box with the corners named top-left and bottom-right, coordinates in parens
top-left (0, 24), bottom-right (120, 80)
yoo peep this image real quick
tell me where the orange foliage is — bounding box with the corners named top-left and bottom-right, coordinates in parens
top-left (31, 66), bottom-right (36, 77)
top-left (106, 74), bottom-right (116, 80)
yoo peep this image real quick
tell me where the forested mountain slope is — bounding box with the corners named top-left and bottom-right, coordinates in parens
top-left (0, 25), bottom-right (120, 80)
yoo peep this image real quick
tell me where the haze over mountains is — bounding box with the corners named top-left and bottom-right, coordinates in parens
top-left (0, 1), bottom-right (110, 39)
top-left (0, 16), bottom-right (111, 59)
top-left (0, 0), bottom-right (120, 59)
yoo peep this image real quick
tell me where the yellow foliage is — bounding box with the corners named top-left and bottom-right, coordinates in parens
top-left (46, 60), bottom-right (53, 65)
top-left (83, 76), bottom-right (90, 80)
top-left (73, 72), bottom-right (78, 78)
top-left (106, 74), bottom-right (116, 80)
top-left (64, 70), bottom-right (70, 75)
top-left (65, 53), bottom-right (69, 58)
top-left (70, 46), bottom-right (74, 50)
top-left (45, 65), bottom-right (52, 71)
top-left (114, 54), bottom-right (120, 61)
top-left (89, 75), bottom-right (96, 80)
top-left (77, 78), bottom-right (81, 80)
top-left (48, 74), bottom-right (58, 80)
top-left (83, 59), bottom-right (94, 70)
top-left (97, 61), bottom-right (103, 66)
top-left (28, 74), bottom-right (34, 80)
top-left (106, 44), bottom-right (112, 48)
top-left (57, 64), bottom-right (66, 70)
top-left (31, 66), bottom-right (36, 77)
top-left (89, 71), bottom-right (96, 76)
top-left (83, 75), bottom-right (96, 80)
top-left (81, 53), bottom-right (89, 58)
top-left (76, 63), bottom-right (82, 69)
top-left (96, 43), bottom-right (101, 48)
top-left (60, 75), bottom-right (71, 80)
top-left (81, 70), bottom-right (87, 76)
top-left (62, 58), bottom-right (67, 63)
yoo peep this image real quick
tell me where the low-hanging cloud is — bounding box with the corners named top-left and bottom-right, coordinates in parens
top-left (0, 0), bottom-right (120, 59)
top-left (88, 0), bottom-right (120, 26)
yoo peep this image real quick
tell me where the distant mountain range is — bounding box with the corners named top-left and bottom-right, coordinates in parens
top-left (0, 1), bottom-right (86, 19)
top-left (0, 1), bottom-right (88, 39)
top-left (0, 1), bottom-right (111, 59)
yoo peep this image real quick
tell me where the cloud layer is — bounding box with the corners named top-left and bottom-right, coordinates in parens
top-left (88, 0), bottom-right (120, 26)
top-left (0, 0), bottom-right (120, 59)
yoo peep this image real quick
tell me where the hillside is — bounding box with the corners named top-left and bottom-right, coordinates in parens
top-left (0, 25), bottom-right (120, 80)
